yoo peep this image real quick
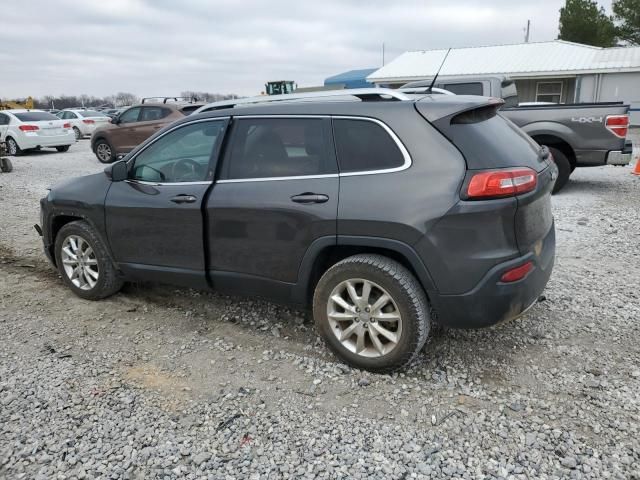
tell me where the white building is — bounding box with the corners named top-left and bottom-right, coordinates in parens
top-left (367, 40), bottom-right (640, 124)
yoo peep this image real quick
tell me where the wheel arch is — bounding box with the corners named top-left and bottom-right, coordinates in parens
top-left (293, 236), bottom-right (436, 305)
top-left (47, 214), bottom-right (116, 268)
top-left (530, 134), bottom-right (576, 168)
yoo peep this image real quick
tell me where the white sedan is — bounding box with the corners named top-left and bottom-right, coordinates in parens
top-left (0, 109), bottom-right (76, 155)
top-left (56, 109), bottom-right (111, 140)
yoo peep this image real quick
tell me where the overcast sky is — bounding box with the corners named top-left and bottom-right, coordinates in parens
top-left (1, 0), bottom-right (611, 98)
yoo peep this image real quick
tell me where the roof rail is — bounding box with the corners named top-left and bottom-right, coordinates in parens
top-left (196, 88), bottom-right (411, 113)
top-left (141, 96), bottom-right (199, 104)
top-left (398, 87), bottom-right (455, 96)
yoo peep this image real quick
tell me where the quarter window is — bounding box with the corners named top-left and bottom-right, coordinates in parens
top-left (333, 119), bottom-right (405, 173)
top-left (119, 107), bottom-right (141, 124)
top-left (536, 82), bottom-right (563, 103)
top-left (131, 121), bottom-right (224, 183)
top-left (221, 118), bottom-right (335, 179)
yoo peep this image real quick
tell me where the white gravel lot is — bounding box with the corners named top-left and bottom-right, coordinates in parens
top-left (0, 135), bottom-right (639, 479)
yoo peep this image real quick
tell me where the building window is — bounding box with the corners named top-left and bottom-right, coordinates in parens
top-left (536, 81), bottom-right (563, 103)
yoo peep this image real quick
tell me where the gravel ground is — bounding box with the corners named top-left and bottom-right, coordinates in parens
top-left (1, 136), bottom-right (639, 479)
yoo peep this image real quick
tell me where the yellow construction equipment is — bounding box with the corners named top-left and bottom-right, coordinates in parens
top-left (0, 96), bottom-right (34, 110)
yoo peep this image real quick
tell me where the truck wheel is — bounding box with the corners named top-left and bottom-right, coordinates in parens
top-left (0, 157), bottom-right (12, 172)
top-left (549, 147), bottom-right (571, 194)
top-left (54, 221), bottom-right (123, 300)
top-left (56, 145), bottom-right (70, 152)
top-left (94, 139), bottom-right (115, 164)
top-left (5, 137), bottom-right (22, 156)
top-left (313, 254), bottom-right (430, 373)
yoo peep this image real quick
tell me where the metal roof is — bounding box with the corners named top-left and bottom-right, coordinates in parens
top-left (324, 68), bottom-right (377, 87)
top-left (367, 40), bottom-right (640, 83)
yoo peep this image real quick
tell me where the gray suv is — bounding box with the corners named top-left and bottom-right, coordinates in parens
top-left (37, 89), bottom-right (557, 372)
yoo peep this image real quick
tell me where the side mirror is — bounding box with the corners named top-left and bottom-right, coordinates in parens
top-left (111, 116), bottom-right (120, 125)
top-left (104, 160), bottom-right (128, 182)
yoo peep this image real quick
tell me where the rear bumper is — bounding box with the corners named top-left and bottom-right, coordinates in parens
top-left (19, 131), bottom-right (75, 149)
top-left (428, 221), bottom-right (555, 329)
top-left (606, 142), bottom-right (633, 166)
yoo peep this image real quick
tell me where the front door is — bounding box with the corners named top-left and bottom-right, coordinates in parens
top-left (206, 116), bottom-right (339, 293)
top-left (109, 106), bottom-right (142, 153)
top-left (105, 118), bottom-right (228, 288)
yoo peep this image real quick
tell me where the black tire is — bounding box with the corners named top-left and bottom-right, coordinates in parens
top-left (548, 146), bottom-right (571, 194)
top-left (5, 137), bottom-right (22, 156)
top-left (94, 138), bottom-right (115, 164)
top-left (56, 145), bottom-right (70, 152)
top-left (313, 254), bottom-right (430, 373)
top-left (54, 221), bottom-right (123, 300)
top-left (73, 127), bottom-right (82, 140)
top-left (0, 157), bottom-right (12, 172)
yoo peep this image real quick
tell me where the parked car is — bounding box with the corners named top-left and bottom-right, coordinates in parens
top-left (90, 98), bottom-right (204, 163)
top-left (0, 109), bottom-right (75, 155)
top-left (55, 109), bottom-right (111, 140)
top-left (38, 89), bottom-right (557, 372)
top-left (402, 76), bottom-right (631, 192)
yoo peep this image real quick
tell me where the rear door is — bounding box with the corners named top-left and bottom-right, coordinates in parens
top-left (133, 106), bottom-right (172, 144)
top-left (0, 113), bottom-right (9, 141)
top-left (105, 118), bottom-right (228, 287)
top-left (206, 116), bottom-right (338, 289)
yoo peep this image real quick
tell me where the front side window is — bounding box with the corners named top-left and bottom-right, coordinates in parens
top-left (118, 107), bottom-right (141, 124)
top-left (443, 82), bottom-right (484, 96)
top-left (333, 119), bottom-right (405, 173)
top-left (536, 82), bottom-right (562, 103)
top-left (221, 117), bottom-right (335, 179)
top-left (131, 120), bottom-right (224, 183)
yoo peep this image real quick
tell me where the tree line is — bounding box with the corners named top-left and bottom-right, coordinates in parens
top-left (31, 91), bottom-right (238, 110)
top-left (559, 0), bottom-right (640, 47)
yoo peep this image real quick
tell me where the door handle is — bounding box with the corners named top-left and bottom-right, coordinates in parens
top-left (290, 193), bottom-right (329, 204)
top-left (170, 194), bottom-right (197, 204)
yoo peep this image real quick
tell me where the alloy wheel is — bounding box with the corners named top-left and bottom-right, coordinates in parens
top-left (327, 278), bottom-right (402, 358)
top-left (96, 143), bottom-right (111, 162)
top-left (60, 235), bottom-right (99, 290)
top-left (7, 138), bottom-right (17, 155)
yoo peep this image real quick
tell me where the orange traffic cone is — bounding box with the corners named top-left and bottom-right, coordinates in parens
top-left (633, 153), bottom-right (640, 176)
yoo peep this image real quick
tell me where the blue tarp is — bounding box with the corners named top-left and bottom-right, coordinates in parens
top-left (324, 68), bottom-right (377, 89)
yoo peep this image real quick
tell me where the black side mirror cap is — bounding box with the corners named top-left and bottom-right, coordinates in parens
top-left (104, 160), bottom-right (128, 182)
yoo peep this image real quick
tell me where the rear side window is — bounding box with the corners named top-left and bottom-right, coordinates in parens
top-left (221, 117), bottom-right (335, 179)
top-left (0, 113), bottom-right (9, 125)
top-left (333, 119), bottom-right (405, 173)
top-left (140, 107), bottom-right (170, 121)
top-left (14, 112), bottom-right (59, 122)
top-left (443, 82), bottom-right (484, 96)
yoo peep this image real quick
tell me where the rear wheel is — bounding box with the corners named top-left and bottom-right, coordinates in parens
top-left (56, 145), bottom-right (70, 152)
top-left (313, 254), bottom-right (430, 373)
top-left (54, 221), bottom-right (123, 300)
top-left (5, 137), bottom-right (21, 156)
top-left (548, 146), bottom-right (571, 194)
top-left (94, 138), bottom-right (115, 164)
top-left (73, 127), bottom-right (82, 140)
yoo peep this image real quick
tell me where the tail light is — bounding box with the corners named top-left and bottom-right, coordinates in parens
top-left (500, 261), bottom-right (534, 283)
top-left (63, 122), bottom-right (71, 128)
top-left (605, 115), bottom-right (629, 138)
top-left (466, 167), bottom-right (538, 199)
top-left (19, 125), bottom-right (39, 131)
top-left (82, 119), bottom-right (95, 124)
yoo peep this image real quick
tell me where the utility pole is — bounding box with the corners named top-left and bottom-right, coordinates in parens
top-left (524, 20), bottom-right (531, 43)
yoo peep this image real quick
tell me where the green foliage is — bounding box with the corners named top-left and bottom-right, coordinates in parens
top-left (613, 0), bottom-right (640, 45)
top-left (558, 0), bottom-right (617, 47)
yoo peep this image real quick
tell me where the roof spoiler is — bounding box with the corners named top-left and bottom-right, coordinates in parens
top-left (416, 96), bottom-right (504, 123)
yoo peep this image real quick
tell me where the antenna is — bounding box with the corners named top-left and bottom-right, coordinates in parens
top-left (524, 20), bottom-right (531, 43)
top-left (428, 48), bottom-right (451, 93)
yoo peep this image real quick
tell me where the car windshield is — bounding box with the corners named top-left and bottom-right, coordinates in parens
top-left (14, 112), bottom-right (59, 121)
top-left (78, 110), bottom-right (107, 118)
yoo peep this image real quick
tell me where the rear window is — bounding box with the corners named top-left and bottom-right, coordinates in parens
top-left (443, 82), bottom-right (484, 96)
top-left (78, 110), bottom-right (106, 118)
top-left (333, 119), bottom-right (405, 173)
top-left (13, 112), bottom-right (59, 122)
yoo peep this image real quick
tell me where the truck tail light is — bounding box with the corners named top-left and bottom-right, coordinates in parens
top-left (500, 261), bottom-right (534, 283)
top-left (82, 119), bottom-right (95, 124)
top-left (19, 124), bottom-right (39, 131)
top-left (466, 167), bottom-right (537, 199)
top-left (605, 115), bottom-right (629, 138)
top-left (63, 123), bottom-right (71, 128)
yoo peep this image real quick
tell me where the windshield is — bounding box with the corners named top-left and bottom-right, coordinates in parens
top-left (14, 112), bottom-right (59, 121)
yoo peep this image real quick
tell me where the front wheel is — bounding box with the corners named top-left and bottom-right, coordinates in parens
top-left (54, 221), bottom-right (123, 300)
top-left (313, 254), bottom-right (430, 373)
top-left (94, 139), bottom-right (115, 164)
top-left (5, 137), bottom-right (21, 156)
top-left (56, 145), bottom-right (70, 152)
